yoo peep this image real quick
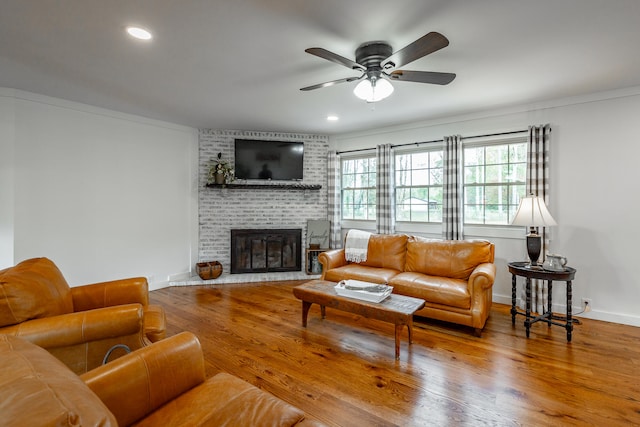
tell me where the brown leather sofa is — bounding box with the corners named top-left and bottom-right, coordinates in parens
top-left (0, 257), bottom-right (166, 374)
top-left (0, 332), bottom-right (322, 426)
top-left (319, 234), bottom-right (496, 336)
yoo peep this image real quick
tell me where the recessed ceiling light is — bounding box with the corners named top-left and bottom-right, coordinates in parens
top-left (126, 26), bottom-right (153, 40)
top-left (327, 115), bottom-right (339, 121)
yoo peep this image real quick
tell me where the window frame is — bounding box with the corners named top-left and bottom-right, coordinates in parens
top-left (462, 135), bottom-right (528, 227)
top-left (394, 144), bottom-right (445, 225)
top-left (339, 154), bottom-right (377, 222)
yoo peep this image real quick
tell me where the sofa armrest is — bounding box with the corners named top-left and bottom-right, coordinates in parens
top-left (81, 332), bottom-right (205, 427)
top-left (468, 262), bottom-right (496, 292)
top-left (71, 277), bottom-right (149, 311)
top-left (0, 304), bottom-right (144, 348)
top-left (318, 249), bottom-right (347, 278)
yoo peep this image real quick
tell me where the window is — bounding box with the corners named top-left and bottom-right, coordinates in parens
top-left (395, 149), bottom-right (444, 223)
top-left (341, 157), bottom-right (376, 220)
top-left (463, 139), bottom-right (527, 225)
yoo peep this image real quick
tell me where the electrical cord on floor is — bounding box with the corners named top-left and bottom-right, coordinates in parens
top-left (553, 301), bottom-right (591, 325)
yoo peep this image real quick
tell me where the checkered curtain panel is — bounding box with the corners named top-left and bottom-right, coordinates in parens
top-left (523, 124), bottom-right (552, 313)
top-left (327, 151), bottom-right (342, 249)
top-left (376, 144), bottom-right (395, 234)
top-left (442, 135), bottom-right (463, 240)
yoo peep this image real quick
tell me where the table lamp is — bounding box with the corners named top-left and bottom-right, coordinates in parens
top-left (511, 194), bottom-right (557, 268)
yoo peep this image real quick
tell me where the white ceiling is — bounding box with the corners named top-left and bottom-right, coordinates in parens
top-left (2, 0), bottom-right (640, 135)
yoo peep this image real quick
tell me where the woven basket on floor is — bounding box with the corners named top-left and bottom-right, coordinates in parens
top-left (196, 261), bottom-right (223, 280)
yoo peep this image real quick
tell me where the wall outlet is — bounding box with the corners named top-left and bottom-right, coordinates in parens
top-left (581, 298), bottom-right (592, 313)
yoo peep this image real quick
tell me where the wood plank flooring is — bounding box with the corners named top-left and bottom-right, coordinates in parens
top-left (150, 281), bottom-right (640, 426)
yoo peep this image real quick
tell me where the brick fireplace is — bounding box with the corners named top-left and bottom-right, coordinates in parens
top-left (197, 129), bottom-right (329, 283)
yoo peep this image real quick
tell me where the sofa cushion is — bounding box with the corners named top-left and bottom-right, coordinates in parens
top-left (0, 334), bottom-right (116, 426)
top-left (359, 234), bottom-right (408, 271)
top-left (390, 273), bottom-right (471, 309)
top-left (404, 237), bottom-right (494, 280)
top-left (324, 264), bottom-right (400, 285)
top-left (0, 257), bottom-right (74, 327)
top-left (133, 372), bottom-right (306, 427)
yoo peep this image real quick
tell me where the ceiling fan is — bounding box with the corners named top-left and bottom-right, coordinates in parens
top-left (301, 32), bottom-right (456, 102)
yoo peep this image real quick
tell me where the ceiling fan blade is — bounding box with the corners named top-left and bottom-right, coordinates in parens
top-left (305, 48), bottom-right (366, 71)
top-left (388, 70), bottom-right (456, 85)
top-left (300, 75), bottom-right (364, 91)
top-left (381, 32), bottom-right (450, 70)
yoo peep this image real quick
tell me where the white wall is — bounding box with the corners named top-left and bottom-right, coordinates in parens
top-left (0, 89), bottom-right (199, 290)
top-left (331, 87), bottom-right (640, 326)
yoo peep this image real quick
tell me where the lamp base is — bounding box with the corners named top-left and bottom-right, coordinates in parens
top-left (526, 231), bottom-right (542, 268)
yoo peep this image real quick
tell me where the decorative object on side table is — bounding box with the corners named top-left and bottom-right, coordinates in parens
top-left (511, 193), bottom-right (557, 268)
top-left (207, 152), bottom-right (235, 186)
top-left (306, 219), bottom-right (330, 249)
top-left (196, 261), bottom-right (223, 280)
top-left (542, 254), bottom-right (568, 272)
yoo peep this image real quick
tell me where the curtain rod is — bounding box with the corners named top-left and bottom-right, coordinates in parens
top-left (336, 147), bottom-right (376, 155)
top-left (336, 129), bottom-right (529, 154)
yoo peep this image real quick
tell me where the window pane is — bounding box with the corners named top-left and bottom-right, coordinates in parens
top-left (465, 204), bottom-right (484, 224)
top-left (396, 204), bottom-right (410, 221)
top-left (430, 168), bottom-right (443, 185)
top-left (430, 151), bottom-right (443, 168)
top-left (367, 205), bottom-right (376, 220)
top-left (342, 173), bottom-right (355, 188)
top-left (465, 165), bottom-right (484, 184)
top-left (342, 160), bottom-right (354, 174)
top-left (368, 172), bottom-right (376, 187)
top-left (412, 152), bottom-right (429, 169)
top-left (396, 169), bottom-right (410, 186)
top-left (355, 159), bottom-right (367, 174)
top-left (464, 147), bottom-right (484, 166)
top-left (355, 173), bottom-right (368, 188)
top-left (411, 169), bottom-right (428, 186)
top-left (486, 145), bottom-right (508, 165)
top-left (342, 189), bottom-right (353, 205)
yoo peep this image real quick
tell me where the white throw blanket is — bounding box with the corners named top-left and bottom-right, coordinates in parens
top-left (344, 229), bottom-right (371, 263)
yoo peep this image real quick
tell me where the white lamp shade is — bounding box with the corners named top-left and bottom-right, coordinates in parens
top-left (353, 78), bottom-right (394, 102)
top-left (511, 195), bottom-right (557, 227)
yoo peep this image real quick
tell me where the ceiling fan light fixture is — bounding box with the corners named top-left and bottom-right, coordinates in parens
top-left (353, 78), bottom-right (394, 102)
top-left (126, 26), bottom-right (153, 41)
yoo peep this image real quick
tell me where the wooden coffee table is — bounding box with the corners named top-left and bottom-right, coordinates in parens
top-left (292, 280), bottom-right (426, 360)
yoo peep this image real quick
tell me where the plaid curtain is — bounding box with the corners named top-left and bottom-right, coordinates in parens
top-left (442, 135), bottom-right (463, 240)
top-left (524, 124), bottom-right (552, 313)
top-left (327, 151), bottom-right (342, 249)
top-left (376, 144), bottom-right (395, 234)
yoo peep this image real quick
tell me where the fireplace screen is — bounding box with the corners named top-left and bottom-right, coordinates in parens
top-left (231, 229), bottom-right (301, 274)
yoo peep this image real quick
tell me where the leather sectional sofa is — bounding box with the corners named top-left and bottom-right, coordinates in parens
top-left (319, 234), bottom-right (496, 336)
top-left (1, 332), bottom-right (322, 426)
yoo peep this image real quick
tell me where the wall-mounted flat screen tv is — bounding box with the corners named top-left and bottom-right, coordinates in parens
top-left (234, 139), bottom-right (304, 181)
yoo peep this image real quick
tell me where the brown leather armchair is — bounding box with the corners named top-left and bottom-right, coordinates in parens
top-left (0, 257), bottom-right (166, 374)
top-left (1, 332), bottom-right (322, 426)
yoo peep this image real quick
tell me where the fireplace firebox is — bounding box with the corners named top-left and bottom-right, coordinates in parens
top-left (231, 229), bottom-right (301, 274)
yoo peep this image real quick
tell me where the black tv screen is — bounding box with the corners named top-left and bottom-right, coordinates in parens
top-left (234, 139), bottom-right (304, 181)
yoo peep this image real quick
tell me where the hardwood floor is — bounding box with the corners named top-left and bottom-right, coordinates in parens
top-left (151, 281), bottom-right (640, 426)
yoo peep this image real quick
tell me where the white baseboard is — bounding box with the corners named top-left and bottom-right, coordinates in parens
top-left (493, 293), bottom-right (640, 327)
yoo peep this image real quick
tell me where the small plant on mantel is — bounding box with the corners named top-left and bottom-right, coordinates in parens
top-left (207, 152), bottom-right (235, 186)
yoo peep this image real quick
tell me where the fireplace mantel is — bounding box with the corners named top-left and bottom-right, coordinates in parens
top-left (206, 183), bottom-right (321, 190)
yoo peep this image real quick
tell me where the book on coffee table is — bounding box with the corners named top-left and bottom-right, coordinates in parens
top-left (334, 279), bottom-right (393, 303)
